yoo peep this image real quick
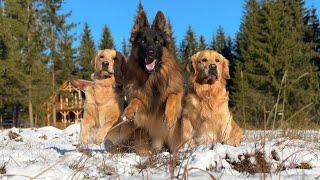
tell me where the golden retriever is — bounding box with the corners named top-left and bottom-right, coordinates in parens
top-left (182, 50), bottom-right (243, 146)
top-left (79, 49), bottom-right (126, 144)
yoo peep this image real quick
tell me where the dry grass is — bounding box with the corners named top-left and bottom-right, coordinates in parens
top-left (295, 162), bottom-right (312, 169)
top-left (226, 151), bottom-right (271, 175)
top-left (0, 163), bottom-right (6, 174)
top-left (8, 131), bottom-right (23, 142)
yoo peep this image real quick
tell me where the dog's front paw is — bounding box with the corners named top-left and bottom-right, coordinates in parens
top-left (94, 135), bottom-right (105, 145)
top-left (123, 106), bottom-right (137, 121)
top-left (79, 134), bottom-right (90, 145)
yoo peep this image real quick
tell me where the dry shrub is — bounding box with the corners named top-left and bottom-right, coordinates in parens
top-left (226, 151), bottom-right (271, 175)
top-left (0, 163), bottom-right (6, 174)
top-left (39, 135), bottom-right (47, 140)
top-left (295, 162), bottom-right (312, 169)
top-left (134, 153), bottom-right (168, 173)
top-left (98, 163), bottom-right (117, 176)
top-left (8, 131), bottom-right (23, 142)
top-left (271, 150), bottom-right (280, 161)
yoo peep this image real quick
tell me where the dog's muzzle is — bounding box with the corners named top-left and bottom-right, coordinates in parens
top-left (208, 64), bottom-right (217, 76)
top-left (101, 61), bottom-right (109, 71)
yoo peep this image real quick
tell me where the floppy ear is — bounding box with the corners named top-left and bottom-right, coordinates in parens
top-left (114, 51), bottom-right (127, 84)
top-left (92, 50), bottom-right (102, 71)
top-left (130, 10), bottom-right (149, 42)
top-left (152, 11), bottom-right (170, 44)
top-left (186, 60), bottom-right (194, 74)
top-left (187, 52), bottom-right (200, 75)
top-left (222, 57), bottom-right (230, 79)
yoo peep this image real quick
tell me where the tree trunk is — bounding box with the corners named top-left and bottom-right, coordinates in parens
top-left (0, 114), bottom-right (3, 129)
top-left (28, 82), bottom-right (34, 127)
top-left (35, 114), bottom-right (38, 127)
top-left (52, 70), bottom-right (56, 126)
top-left (51, 25), bottom-right (57, 127)
top-left (26, 3), bottom-right (33, 128)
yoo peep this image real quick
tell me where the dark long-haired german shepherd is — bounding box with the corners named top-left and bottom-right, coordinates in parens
top-left (123, 10), bottom-right (184, 152)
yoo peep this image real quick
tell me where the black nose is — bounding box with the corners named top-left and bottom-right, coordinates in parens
top-left (209, 64), bottom-right (217, 75)
top-left (209, 64), bottom-right (217, 69)
top-left (148, 50), bottom-right (155, 56)
top-left (102, 61), bottom-right (109, 70)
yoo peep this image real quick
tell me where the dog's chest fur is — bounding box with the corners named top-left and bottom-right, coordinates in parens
top-left (129, 69), bottom-right (169, 114)
top-left (86, 78), bottom-right (119, 106)
top-left (191, 82), bottom-right (229, 120)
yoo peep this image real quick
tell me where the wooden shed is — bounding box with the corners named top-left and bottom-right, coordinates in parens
top-left (46, 79), bottom-right (93, 129)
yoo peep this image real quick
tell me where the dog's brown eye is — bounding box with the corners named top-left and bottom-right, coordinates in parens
top-left (100, 55), bottom-right (104, 58)
top-left (215, 59), bottom-right (220, 63)
top-left (201, 58), bottom-right (208, 63)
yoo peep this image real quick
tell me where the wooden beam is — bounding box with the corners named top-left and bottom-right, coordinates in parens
top-left (61, 111), bottom-right (68, 125)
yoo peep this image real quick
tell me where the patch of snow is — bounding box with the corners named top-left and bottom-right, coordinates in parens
top-left (0, 126), bottom-right (320, 179)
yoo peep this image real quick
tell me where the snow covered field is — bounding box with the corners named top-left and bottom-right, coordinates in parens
top-left (1, 124), bottom-right (320, 179)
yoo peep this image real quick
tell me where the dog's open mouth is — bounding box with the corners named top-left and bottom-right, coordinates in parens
top-left (145, 59), bottom-right (157, 72)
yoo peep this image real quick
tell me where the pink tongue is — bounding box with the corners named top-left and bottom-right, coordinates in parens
top-left (146, 60), bottom-right (156, 71)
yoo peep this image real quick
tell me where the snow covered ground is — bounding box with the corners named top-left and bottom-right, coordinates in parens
top-left (1, 124), bottom-right (320, 179)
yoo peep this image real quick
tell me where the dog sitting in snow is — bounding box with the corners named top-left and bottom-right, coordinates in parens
top-left (79, 49), bottom-right (126, 144)
top-left (182, 50), bottom-right (243, 147)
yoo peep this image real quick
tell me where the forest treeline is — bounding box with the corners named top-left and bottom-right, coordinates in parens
top-left (0, 0), bottom-right (319, 128)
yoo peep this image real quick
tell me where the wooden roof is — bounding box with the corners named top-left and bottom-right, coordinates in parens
top-left (59, 79), bottom-right (94, 92)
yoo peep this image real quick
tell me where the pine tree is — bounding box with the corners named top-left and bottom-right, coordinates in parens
top-left (39, 0), bottom-right (76, 126)
top-left (214, 26), bottom-right (227, 53)
top-left (167, 20), bottom-right (178, 59)
top-left (233, 0), bottom-right (320, 127)
top-left (179, 26), bottom-right (198, 81)
top-left (179, 26), bottom-right (198, 68)
top-left (198, 35), bottom-right (207, 51)
top-left (209, 33), bottom-right (216, 50)
top-left (99, 25), bottom-right (115, 50)
top-left (56, 26), bottom-right (77, 85)
top-left (78, 23), bottom-right (96, 80)
top-left (121, 38), bottom-right (131, 57)
top-left (210, 26), bottom-right (234, 60)
top-left (304, 7), bottom-right (320, 71)
top-left (278, 0), bottom-right (319, 125)
top-left (2, 0), bottom-right (51, 127)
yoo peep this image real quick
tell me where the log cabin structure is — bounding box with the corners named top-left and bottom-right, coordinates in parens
top-left (46, 79), bottom-right (93, 129)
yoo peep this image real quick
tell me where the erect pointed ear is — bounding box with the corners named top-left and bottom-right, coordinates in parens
top-left (152, 11), bottom-right (170, 37)
top-left (222, 57), bottom-right (230, 80)
top-left (152, 11), bottom-right (168, 32)
top-left (152, 11), bottom-right (171, 48)
top-left (130, 10), bottom-right (149, 42)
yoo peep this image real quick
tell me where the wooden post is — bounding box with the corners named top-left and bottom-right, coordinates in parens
top-left (78, 90), bottom-right (81, 100)
top-left (75, 96), bottom-right (78, 107)
top-left (60, 96), bottom-right (63, 109)
top-left (61, 111), bottom-right (68, 125)
top-left (66, 98), bottom-right (68, 108)
top-left (73, 110), bottom-right (81, 124)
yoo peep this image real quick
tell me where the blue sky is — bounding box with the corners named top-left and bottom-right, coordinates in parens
top-left (62, 0), bottom-right (320, 50)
